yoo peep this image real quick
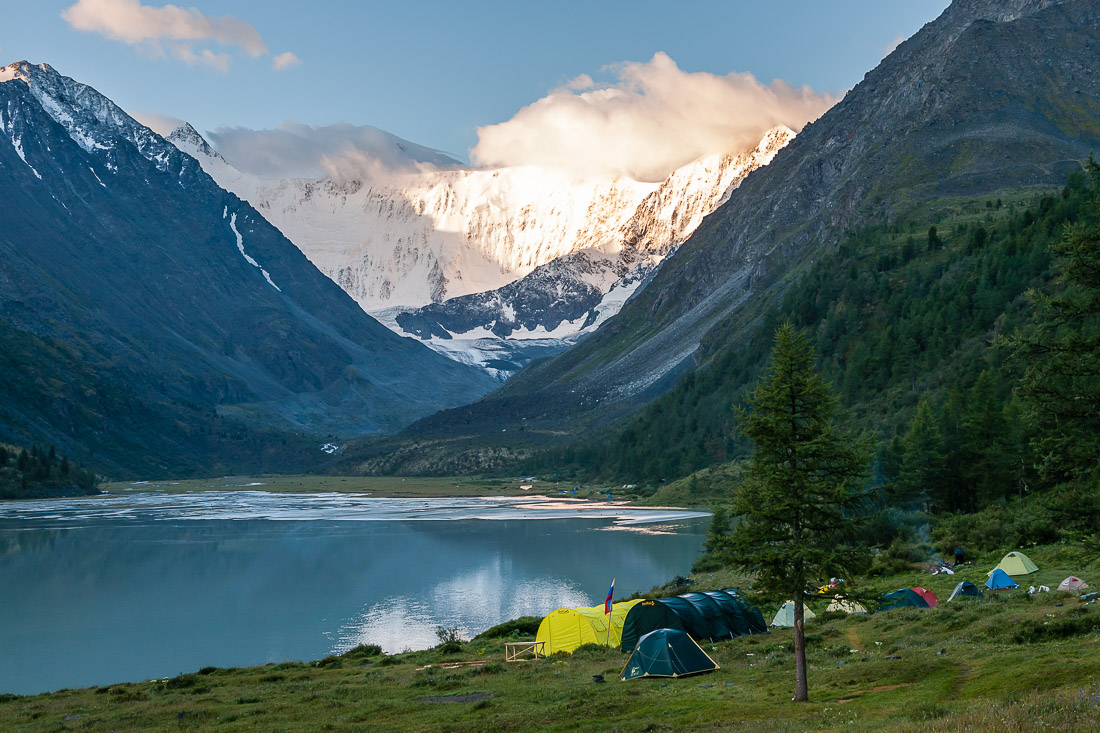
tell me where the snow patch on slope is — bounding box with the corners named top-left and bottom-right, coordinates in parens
top-left (229, 211), bottom-right (281, 292)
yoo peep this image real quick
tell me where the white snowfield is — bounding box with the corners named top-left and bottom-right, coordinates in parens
top-left (173, 125), bottom-right (794, 327)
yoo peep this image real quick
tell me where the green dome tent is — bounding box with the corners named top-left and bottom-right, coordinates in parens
top-left (947, 580), bottom-right (983, 602)
top-left (619, 589), bottom-right (766, 651)
top-left (988, 551), bottom-right (1039, 577)
top-left (619, 629), bottom-right (719, 681)
top-left (880, 588), bottom-right (930, 610)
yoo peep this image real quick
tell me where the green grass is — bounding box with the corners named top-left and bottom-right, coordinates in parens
top-left (4, 545), bottom-right (1099, 731)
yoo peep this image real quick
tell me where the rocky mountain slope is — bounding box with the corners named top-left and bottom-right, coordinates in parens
top-left (172, 125), bottom-right (793, 377)
top-left (347, 0), bottom-right (1100, 472)
top-left (0, 61), bottom-right (495, 478)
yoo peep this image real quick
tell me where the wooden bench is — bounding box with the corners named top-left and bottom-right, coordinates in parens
top-left (504, 640), bottom-right (545, 662)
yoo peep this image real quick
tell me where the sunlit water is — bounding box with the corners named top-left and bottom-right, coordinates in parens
top-left (0, 491), bottom-right (708, 695)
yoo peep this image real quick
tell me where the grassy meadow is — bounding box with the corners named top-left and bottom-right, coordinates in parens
top-left (3, 544), bottom-right (1098, 731)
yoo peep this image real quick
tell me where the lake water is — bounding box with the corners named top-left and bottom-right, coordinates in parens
top-left (0, 492), bottom-right (708, 695)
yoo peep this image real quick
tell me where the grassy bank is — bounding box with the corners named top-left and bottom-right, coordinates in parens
top-left (4, 544), bottom-right (1098, 731)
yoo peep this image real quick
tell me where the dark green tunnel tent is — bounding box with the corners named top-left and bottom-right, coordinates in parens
top-left (620, 589), bottom-right (766, 651)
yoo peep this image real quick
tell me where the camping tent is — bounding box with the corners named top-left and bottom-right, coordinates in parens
top-left (826, 597), bottom-right (868, 614)
top-left (947, 581), bottom-right (983, 602)
top-left (619, 629), bottom-right (719, 681)
top-left (771, 601), bottom-right (818, 627)
top-left (1057, 576), bottom-right (1089, 592)
top-left (536, 599), bottom-right (642, 655)
top-left (986, 568), bottom-right (1018, 590)
top-left (911, 587), bottom-right (940, 608)
top-left (988, 552), bottom-right (1039, 577)
top-left (619, 589), bottom-right (766, 651)
top-left (880, 588), bottom-right (930, 610)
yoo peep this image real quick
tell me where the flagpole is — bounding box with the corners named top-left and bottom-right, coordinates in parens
top-left (605, 577), bottom-right (615, 647)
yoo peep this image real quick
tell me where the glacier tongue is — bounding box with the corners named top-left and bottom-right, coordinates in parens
top-left (171, 122), bottom-right (794, 377)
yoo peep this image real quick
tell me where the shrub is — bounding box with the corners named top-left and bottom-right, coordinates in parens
top-left (472, 617), bottom-right (541, 640)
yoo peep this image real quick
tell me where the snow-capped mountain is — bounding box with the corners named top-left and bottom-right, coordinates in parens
top-left (172, 124), bottom-right (793, 377)
top-left (0, 60), bottom-right (495, 475)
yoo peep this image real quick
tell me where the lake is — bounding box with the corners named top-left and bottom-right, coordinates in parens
top-left (0, 491), bottom-right (708, 695)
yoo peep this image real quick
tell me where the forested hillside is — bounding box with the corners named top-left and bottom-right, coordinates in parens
top-left (527, 167), bottom-right (1096, 493)
top-left (0, 444), bottom-right (98, 500)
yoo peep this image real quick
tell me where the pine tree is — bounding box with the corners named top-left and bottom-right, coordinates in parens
top-left (726, 322), bottom-right (872, 703)
top-left (895, 395), bottom-right (943, 508)
top-left (962, 370), bottom-right (1011, 505)
top-left (1009, 159), bottom-right (1100, 485)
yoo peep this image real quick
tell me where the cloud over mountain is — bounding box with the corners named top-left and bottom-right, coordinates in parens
top-left (471, 52), bottom-right (837, 181)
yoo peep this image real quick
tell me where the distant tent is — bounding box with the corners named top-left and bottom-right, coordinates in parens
top-left (880, 588), bottom-right (930, 610)
top-left (619, 628), bottom-right (719, 681)
top-left (771, 601), bottom-right (818, 627)
top-left (911, 587), bottom-right (940, 608)
top-left (1057, 576), bottom-right (1089, 592)
top-left (826, 597), bottom-right (868, 614)
top-left (986, 568), bottom-right (1019, 590)
top-left (988, 552), bottom-right (1039, 577)
top-left (536, 599), bottom-right (642, 655)
top-left (619, 589), bottom-right (766, 651)
top-left (947, 581), bottom-right (983, 602)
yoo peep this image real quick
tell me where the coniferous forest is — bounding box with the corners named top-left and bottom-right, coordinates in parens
top-left (0, 443), bottom-right (99, 500)
top-left (523, 165), bottom-right (1100, 556)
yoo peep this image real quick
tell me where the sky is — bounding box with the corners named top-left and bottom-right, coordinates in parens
top-left (0, 1), bottom-right (951, 176)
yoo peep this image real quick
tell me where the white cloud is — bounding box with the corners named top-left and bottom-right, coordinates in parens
top-left (131, 110), bottom-right (184, 136)
top-left (208, 122), bottom-right (464, 180)
top-left (884, 34), bottom-right (905, 58)
top-left (61, 0), bottom-right (292, 72)
top-left (271, 51), bottom-right (301, 71)
top-left (471, 52), bottom-right (838, 182)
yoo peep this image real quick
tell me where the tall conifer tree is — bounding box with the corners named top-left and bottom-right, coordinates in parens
top-left (727, 323), bottom-right (872, 703)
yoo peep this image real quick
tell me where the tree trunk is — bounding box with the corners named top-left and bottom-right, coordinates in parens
top-left (793, 590), bottom-right (808, 702)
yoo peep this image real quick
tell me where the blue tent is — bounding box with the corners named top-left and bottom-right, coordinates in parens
top-left (986, 568), bottom-right (1018, 590)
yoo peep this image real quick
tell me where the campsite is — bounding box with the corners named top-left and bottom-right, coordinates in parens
top-left (3, 542), bottom-right (1098, 731)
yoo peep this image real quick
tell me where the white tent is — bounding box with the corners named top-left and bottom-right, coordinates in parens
top-left (1057, 576), bottom-right (1089, 592)
top-left (826, 597), bottom-right (868, 614)
top-left (771, 601), bottom-right (817, 628)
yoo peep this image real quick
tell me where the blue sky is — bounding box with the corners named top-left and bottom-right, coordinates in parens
top-left (2, 1), bottom-right (950, 162)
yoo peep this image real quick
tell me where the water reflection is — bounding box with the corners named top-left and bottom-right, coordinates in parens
top-left (0, 496), bottom-right (706, 695)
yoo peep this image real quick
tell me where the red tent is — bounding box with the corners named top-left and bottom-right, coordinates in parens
top-left (911, 587), bottom-right (940, 608)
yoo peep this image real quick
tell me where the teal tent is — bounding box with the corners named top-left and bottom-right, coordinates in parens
top-left (620, 589), bottom-right (766, 651)
top-left (947, 580), bottom-right (983, 602)
top-left (619, 629), bottom-right (719, 681)
top-left (880, 588), bottom-right (930, 610)
top-left (986, 568), bottom-right (1018, 590)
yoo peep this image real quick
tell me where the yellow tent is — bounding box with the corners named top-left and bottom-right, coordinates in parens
top-left (987, 551), bottom-right (1039, 577)
top-left (536, 599), bottom-right (642, 655)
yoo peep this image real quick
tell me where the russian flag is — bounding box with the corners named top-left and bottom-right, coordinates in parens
top-left (604, 578), bottom-right (615, 615)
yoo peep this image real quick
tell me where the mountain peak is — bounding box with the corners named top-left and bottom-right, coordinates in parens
top-left (0, 60), bottom-right (57, 84)
top-left (0, 61), bottom-right (184, 173)
top-left (167, 122), bottom-right (224, 161)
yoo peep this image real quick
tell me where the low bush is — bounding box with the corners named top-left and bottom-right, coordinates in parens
top-left (1013, 610), bottom-right (1099, 644)
top-left (472, 617), bottom-right (541, 640)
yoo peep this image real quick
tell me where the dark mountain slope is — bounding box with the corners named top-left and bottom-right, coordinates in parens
top-left (343, 0), bottom-right (1100, 473)
top-left (0, 62), bottom-right (495, 478)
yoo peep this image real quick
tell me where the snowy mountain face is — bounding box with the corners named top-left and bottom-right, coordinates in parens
top-left (173, 120), bottom-right (793, 379)
top-left (0, 60), bottom-right (496, 475)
